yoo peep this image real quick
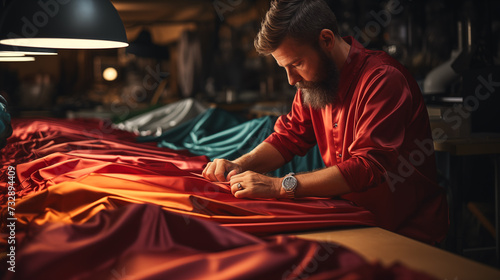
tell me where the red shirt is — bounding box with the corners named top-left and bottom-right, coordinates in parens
top-left (264, 37), bottom-right (448, 244)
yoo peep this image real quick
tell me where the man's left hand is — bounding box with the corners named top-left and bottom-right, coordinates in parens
top-left (229, 171), bottom-right (283, 199)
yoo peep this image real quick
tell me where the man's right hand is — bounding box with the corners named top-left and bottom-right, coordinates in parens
top-left (202, 159), bottom-right (242, 182)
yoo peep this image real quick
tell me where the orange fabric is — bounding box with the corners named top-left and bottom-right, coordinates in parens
top-left (11, 173), bottom-right (376, 234)
top-left (3, 204), bottom-right (437, 280)
top-left (0, 118), bottom-right (437, 279)
top-left (2, 119), bottom-right (375, 235)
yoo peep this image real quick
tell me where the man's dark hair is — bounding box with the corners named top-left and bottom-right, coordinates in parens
top-left (254, 0), bottom-right (341, 55)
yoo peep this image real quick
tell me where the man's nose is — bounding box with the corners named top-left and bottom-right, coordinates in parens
top-left (286, 68), bottom-right (302, 86)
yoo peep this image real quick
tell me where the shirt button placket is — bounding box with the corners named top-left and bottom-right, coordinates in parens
top-left (333, 122), bottom-right (341, 159)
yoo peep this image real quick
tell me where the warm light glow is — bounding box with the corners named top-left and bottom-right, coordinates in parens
top-left (103, 67), bottom-right (118, 81)
top-left (0, 45), bottom-right (57, 56)
top-left (0, 56), bottom-right (35, 62)
top-left (0, 38), bottom-right (129, 50)
top-left (0, 52), bottom-right (25, 57)
top-left (0, 50), bottom-right (56, 56)
top-left (20, 50), bottom-right (58, 56)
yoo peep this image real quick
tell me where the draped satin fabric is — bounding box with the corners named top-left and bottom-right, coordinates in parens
top-left (114, 98), bottom-right (208, 136)
top-left (3, 204), bottom-right (436, 280)
top-left (139, 108), bottom-right (325, 177)
top-left (0, 118), bottom-right (437, 279)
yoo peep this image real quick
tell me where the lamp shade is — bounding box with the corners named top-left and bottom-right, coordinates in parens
top-left (0, 44), bottom-right (57, 55)
top-left (0, 56), bottom-right (35, 62)
top-left (0, 0), bottom-right (128, 49)
top-left (0, 52), bottom-right (24, 57)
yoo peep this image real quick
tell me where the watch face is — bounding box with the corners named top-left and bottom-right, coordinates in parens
top-left (282, 176), bottom-right (297, 191)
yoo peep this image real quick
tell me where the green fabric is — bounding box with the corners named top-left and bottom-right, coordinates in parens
top-left (139, 108), bottom-right (324, 177)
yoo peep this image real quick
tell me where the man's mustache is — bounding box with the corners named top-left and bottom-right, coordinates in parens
top-left (295, 81), bottom-right (318, 89)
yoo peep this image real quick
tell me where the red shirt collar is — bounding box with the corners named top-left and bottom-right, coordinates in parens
top-left (336, 36), bottom-right (367, 103)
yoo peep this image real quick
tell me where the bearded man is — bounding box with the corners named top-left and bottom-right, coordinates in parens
top-left (203, 0), bottom-right (448, 244)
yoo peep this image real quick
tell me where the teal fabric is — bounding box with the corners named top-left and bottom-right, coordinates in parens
top-left (139, 108), bottom-right (324, 177)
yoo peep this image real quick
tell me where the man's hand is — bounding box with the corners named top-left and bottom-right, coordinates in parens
top-left (229, 171), bottom-right (283, 199)
top-left (202, 143), bottom-right (289, 199)
top-left (202, 159), bottom-right (242, 182)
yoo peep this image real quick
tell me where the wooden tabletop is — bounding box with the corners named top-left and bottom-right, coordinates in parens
top-left (291, 226), bottom-right (500, 280)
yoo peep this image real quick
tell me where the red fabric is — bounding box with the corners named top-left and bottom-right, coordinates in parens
top-left (264, 37), bottom-right (448, 244)
top-left (3, 204), bottom-right (437, 280)
top-left (0, 118), bottom-right (439, 279)
top-left (1, 118), bottom-right (376, 236)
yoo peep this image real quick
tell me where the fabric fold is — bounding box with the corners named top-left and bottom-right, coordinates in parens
top-left (3, 203), bottom-right (436, 280)
top-left (0, 118), bottom-right (437, 279)
top-left (139, 108), bottom-right (325, 177)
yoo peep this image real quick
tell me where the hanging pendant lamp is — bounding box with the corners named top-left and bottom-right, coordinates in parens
top-left (0, 56), bottom-right (35, 62)
top-left (0, 0), bottom-right (128, 49)
top-left (0, 44), bottom-right (57, 55)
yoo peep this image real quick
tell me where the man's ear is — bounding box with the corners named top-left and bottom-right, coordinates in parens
top-left (318, 29), bottom-right (335, 51)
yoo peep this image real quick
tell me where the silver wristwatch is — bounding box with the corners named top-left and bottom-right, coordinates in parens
top-left (282, 172), bottom-right (297, 199)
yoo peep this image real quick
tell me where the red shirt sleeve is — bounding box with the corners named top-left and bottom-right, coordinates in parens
top-left (265, 65), bottom-right (420, 195)
top-left (337, 66), bottom-right (414, 192)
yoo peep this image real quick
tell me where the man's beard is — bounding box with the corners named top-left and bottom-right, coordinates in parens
top-left (296, 51), bottom-right (340, 110)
